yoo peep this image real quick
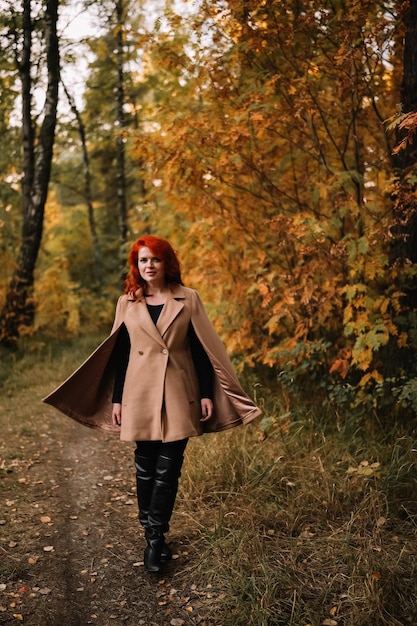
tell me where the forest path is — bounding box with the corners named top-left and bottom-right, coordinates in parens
top-left (1, 413), bottom-right (218, 626)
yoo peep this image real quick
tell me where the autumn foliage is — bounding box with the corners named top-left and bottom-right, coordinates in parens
top-left (125, 0), bottom-right (417, 420)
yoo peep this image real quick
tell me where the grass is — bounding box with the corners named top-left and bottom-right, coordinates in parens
top-left (181, 414), bottom-right (417, 625)
top-left (1, 336), bottom-right (417, 625)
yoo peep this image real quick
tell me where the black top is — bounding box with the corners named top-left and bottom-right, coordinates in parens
top-left (112, 302), bottom-right (214, 403)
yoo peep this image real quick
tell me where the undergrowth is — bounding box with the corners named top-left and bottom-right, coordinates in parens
top-left (182, 413), bottom-right (417, 625)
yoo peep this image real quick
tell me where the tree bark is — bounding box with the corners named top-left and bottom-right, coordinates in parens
top-left (62, 81), bottom-right (102, 286)
top-left (390, 0), bottom-right (417, 304)
top-left (0, 0), bottom-right (60, 347)
top-left (115, 0), bottom-right (128, 274)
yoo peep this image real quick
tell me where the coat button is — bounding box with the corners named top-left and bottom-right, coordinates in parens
top-left (162, 348), bottom-right (168, 355)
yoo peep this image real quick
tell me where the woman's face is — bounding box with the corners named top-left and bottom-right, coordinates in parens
top-left (137, 246), bottom-right (165, 286)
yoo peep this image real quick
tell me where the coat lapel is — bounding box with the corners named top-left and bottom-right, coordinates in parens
top-left (134, 299), bottom-right (166, 347)
top-left (156, 285), bottom-right (185, 338)
top-left (133, 285), bottom-right (186, 344)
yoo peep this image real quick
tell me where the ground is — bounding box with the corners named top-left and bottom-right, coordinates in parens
top-left (1, 412), bottom-right (222, 626)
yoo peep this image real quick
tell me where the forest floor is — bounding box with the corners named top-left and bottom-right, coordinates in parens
top-left (2, 339), bottom-right (417, 626)
top-left (0, 410), bottom-right (222, 626)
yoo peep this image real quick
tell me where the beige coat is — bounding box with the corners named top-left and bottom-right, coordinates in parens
top-left (43, 285), bottom-right (261, 442)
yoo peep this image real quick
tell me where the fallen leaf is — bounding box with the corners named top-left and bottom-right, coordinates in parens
top-left (13, 615), bottom-right (24, 621)
top-left (38, 588), bottom-right (51, 595)
top-left (170, 619), bottom-right (185, 626)
top-left (43, 546), bottom-right (54, 552)
top-left (40, 516), bottom-right (52, 523)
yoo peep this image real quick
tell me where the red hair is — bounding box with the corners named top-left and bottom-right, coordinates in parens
top-left (124, 235), bottom-right (183, 295)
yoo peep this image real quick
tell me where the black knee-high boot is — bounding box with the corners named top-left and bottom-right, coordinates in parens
top-left (144, 453), bottom-right (184, 573)
top-left (134, 451), bottom-right (156, 528)
top-left (134, 451), bottom-right (172, 562)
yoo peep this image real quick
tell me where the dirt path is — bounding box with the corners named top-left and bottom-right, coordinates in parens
top-left (1, 415), bottom-right (220, 626)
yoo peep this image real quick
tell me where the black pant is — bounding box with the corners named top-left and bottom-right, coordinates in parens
top-left (135, 438), bottom-right (188, 460)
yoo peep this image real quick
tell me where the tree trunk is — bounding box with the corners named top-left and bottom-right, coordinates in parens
top-left (390, 0), bottom-right (417, 286)
top-left (62, 81), bottom-right (102, 286)
top-left (115, 0), bottom-right (128, 275)
top-left (0, 0), bottom-right (60, 347)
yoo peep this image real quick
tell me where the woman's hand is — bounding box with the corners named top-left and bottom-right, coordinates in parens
top-left (112, 403), bottom-right (122, 428)
top-left (200, 398), bottom-right (213, 422)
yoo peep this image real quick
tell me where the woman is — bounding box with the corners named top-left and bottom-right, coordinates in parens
top-left (43, 235), bottom-right (261, 574)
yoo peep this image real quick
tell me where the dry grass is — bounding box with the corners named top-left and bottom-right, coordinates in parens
top-left (180, 416), bottom-right (417, 625)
